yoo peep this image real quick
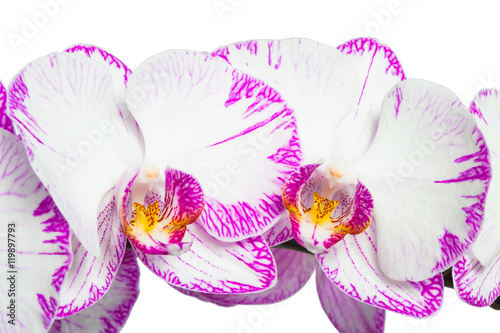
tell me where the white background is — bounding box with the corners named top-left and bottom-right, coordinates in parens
top-left (1, 0), bottom-right (499, 332)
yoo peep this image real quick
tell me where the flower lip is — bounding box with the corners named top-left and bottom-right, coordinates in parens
top-left (119, 166), bottom-right (205, 256)
top-left (283, 163), bottom-right (374, 254)
top-left (304, 192), bottom-right (340, 225)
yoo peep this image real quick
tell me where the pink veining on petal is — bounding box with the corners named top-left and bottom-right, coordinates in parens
top-left (436, 126), bottom-right (490, 184)
top-left (8, 47), bottom-right (141, 240)
top-left (267, 40), bottom-right (283, 69)
top-left (263, 213), bottom-right (293, 247)
top-left (165, 168), bottom-right (205, 226)
top-left (213, 40), bottom-right (274, 68)
top-left (56, 191), bottom-right (126, 318)
top-left (8, 73), bottom-right (41, 160)
top-left (212, 47), bottom-right (230, 63)
top-left (408, 274), bottom-right (444, 313)
top-left (96, 250), bottom-right (140, 329)
top-left (337, 37), bottom-right (406, 80)
top-left (316, 265), bottom-right (385, 333)
top-left (34, 195), bottom-right (72, 292)
top-left (174, 248), bottom-right (314, 306)
top-left (65, 44), bottom-right (143, 144)
top-left (135, 221), bottom-right (277, 293)
top-left (470, 100), bottom-right (488, 125)
top-left (49, 250), bottom-right (140, 333)
top-left (433, 230), bottom-right (466, 273)
top-left (0, 130), bottom-right (72, 331)
top-left (340, 182), bottom-right (374, 232)
top-left (388, 86), bottom-right (404, 118)
top-left (37, 296), bottom-right (59, 330)
top-left (366, 81), bottom-right (492, 282)
top-left (0, 82), bottom-right (13, 133)
top-left (318, 220), bottom-right (444, 318)
top-left (453, 254), bottom-right (500, 307)
top-left (65, 44), bottom-right (132, 85)
top-left (233, 40), bottom-right (259, 54)
top-left (201, 71), bottom-right (301, 241)
top-left (224, 71), bottom-right (285, 118)
top-left (34, 196), bottom-right (72, 329)
top-left (320, 255), bottom-right (444, 317)
top-left (322, 182), bottom-right (374, 251)
top-left (283, 163), bottom-right (320, 210)
top-left (432, 126), bottom-right (490, 273)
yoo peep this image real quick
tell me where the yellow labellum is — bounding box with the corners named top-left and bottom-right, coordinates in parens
top-left (303, 192), bottom-right (339, 225)
top-left (130, 201), bottom-right (160, 232)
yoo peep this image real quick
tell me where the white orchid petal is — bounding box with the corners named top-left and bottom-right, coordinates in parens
top-left (56, 190), bottom-right (127, 318)
top-left (453, 252), bottom-right (500, 307)
top-left (332, 37), bottom-right (406, 166)
top-left (0, 81), bottom-right (13, 133)
top-left (50, 250), bottom-right (140, 333)
top-left (469, 89), bottom-right (500, 266)
top-left (126, 50), bottom-right (300, 241)
top-left (174, 248), bottom-right (315, 306)
top-left (65, 44), bottom-right (131, 99)
top-left (213, 38), bottom-right (360, 164)
top-left (262, 212), bottom-right (294, 247)
top-left (316, 264), bottom-right (385, 333)
top-left (356, 79), bottom-right (489, 281)
top-left (0, 129), bottom-right (72, 332)
top-left (65, 44), bottom-right (144, 169)
top-left (135, 220), bottom-right (277, 293)
top-left (317, 221), bottom-right (443, 318)
top-left (8, 52), bottom-right (138, 255)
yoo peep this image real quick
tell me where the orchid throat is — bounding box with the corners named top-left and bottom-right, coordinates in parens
top-left (283, 163), bottom-right (374, 254)
top-left (120, 164), bottom-right (205, 256)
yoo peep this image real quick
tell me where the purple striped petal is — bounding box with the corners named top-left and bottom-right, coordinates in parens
top-left (212, 38), bottom-right (360, 164)
top-left (262, 212), bottom-right (293, 247)
top-left (125, 50), bottom-right (300, 241)
top-left (174, 248), bottom-right (315, 306)
top-left (467, 89), bottom-right (500, 266)
top-left (317, 220), bottom-right (444, 318)
top-left (316, 264), bottom-right (385, 333)
top-left (453, 253), bottom-right (500, 307)
top-left (0, 81), bottom-right (13, 133)
top-left (354, 79), bottom-right (490, 281)
top-left (56, 190), bottom-right (127, 318)
top-left (135, 220), bottom-right (277, 293)
top-left (49, 249), bottom-right (140, 333)
top-left (332, 37), bottom-right (406, 166)
top-left (65, 44), bottom-right (144, 161)
top-left (8, 52), bottom-right (142, 256)
top-left (451, 89), bottom-right (500, 307)
top-left (65, 44), bottom-right (131, 86)
top-left (0, 129), bottom-right (72, 332)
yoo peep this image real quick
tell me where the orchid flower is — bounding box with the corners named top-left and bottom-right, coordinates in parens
top-left (453, 89), bottom-right (500, 307)
top-left (6, 44), bottom-right (300, 317)
top-left (211, 37), bottom-right (491, 320)
top-left (0, 80), bottom-right (140, 333)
